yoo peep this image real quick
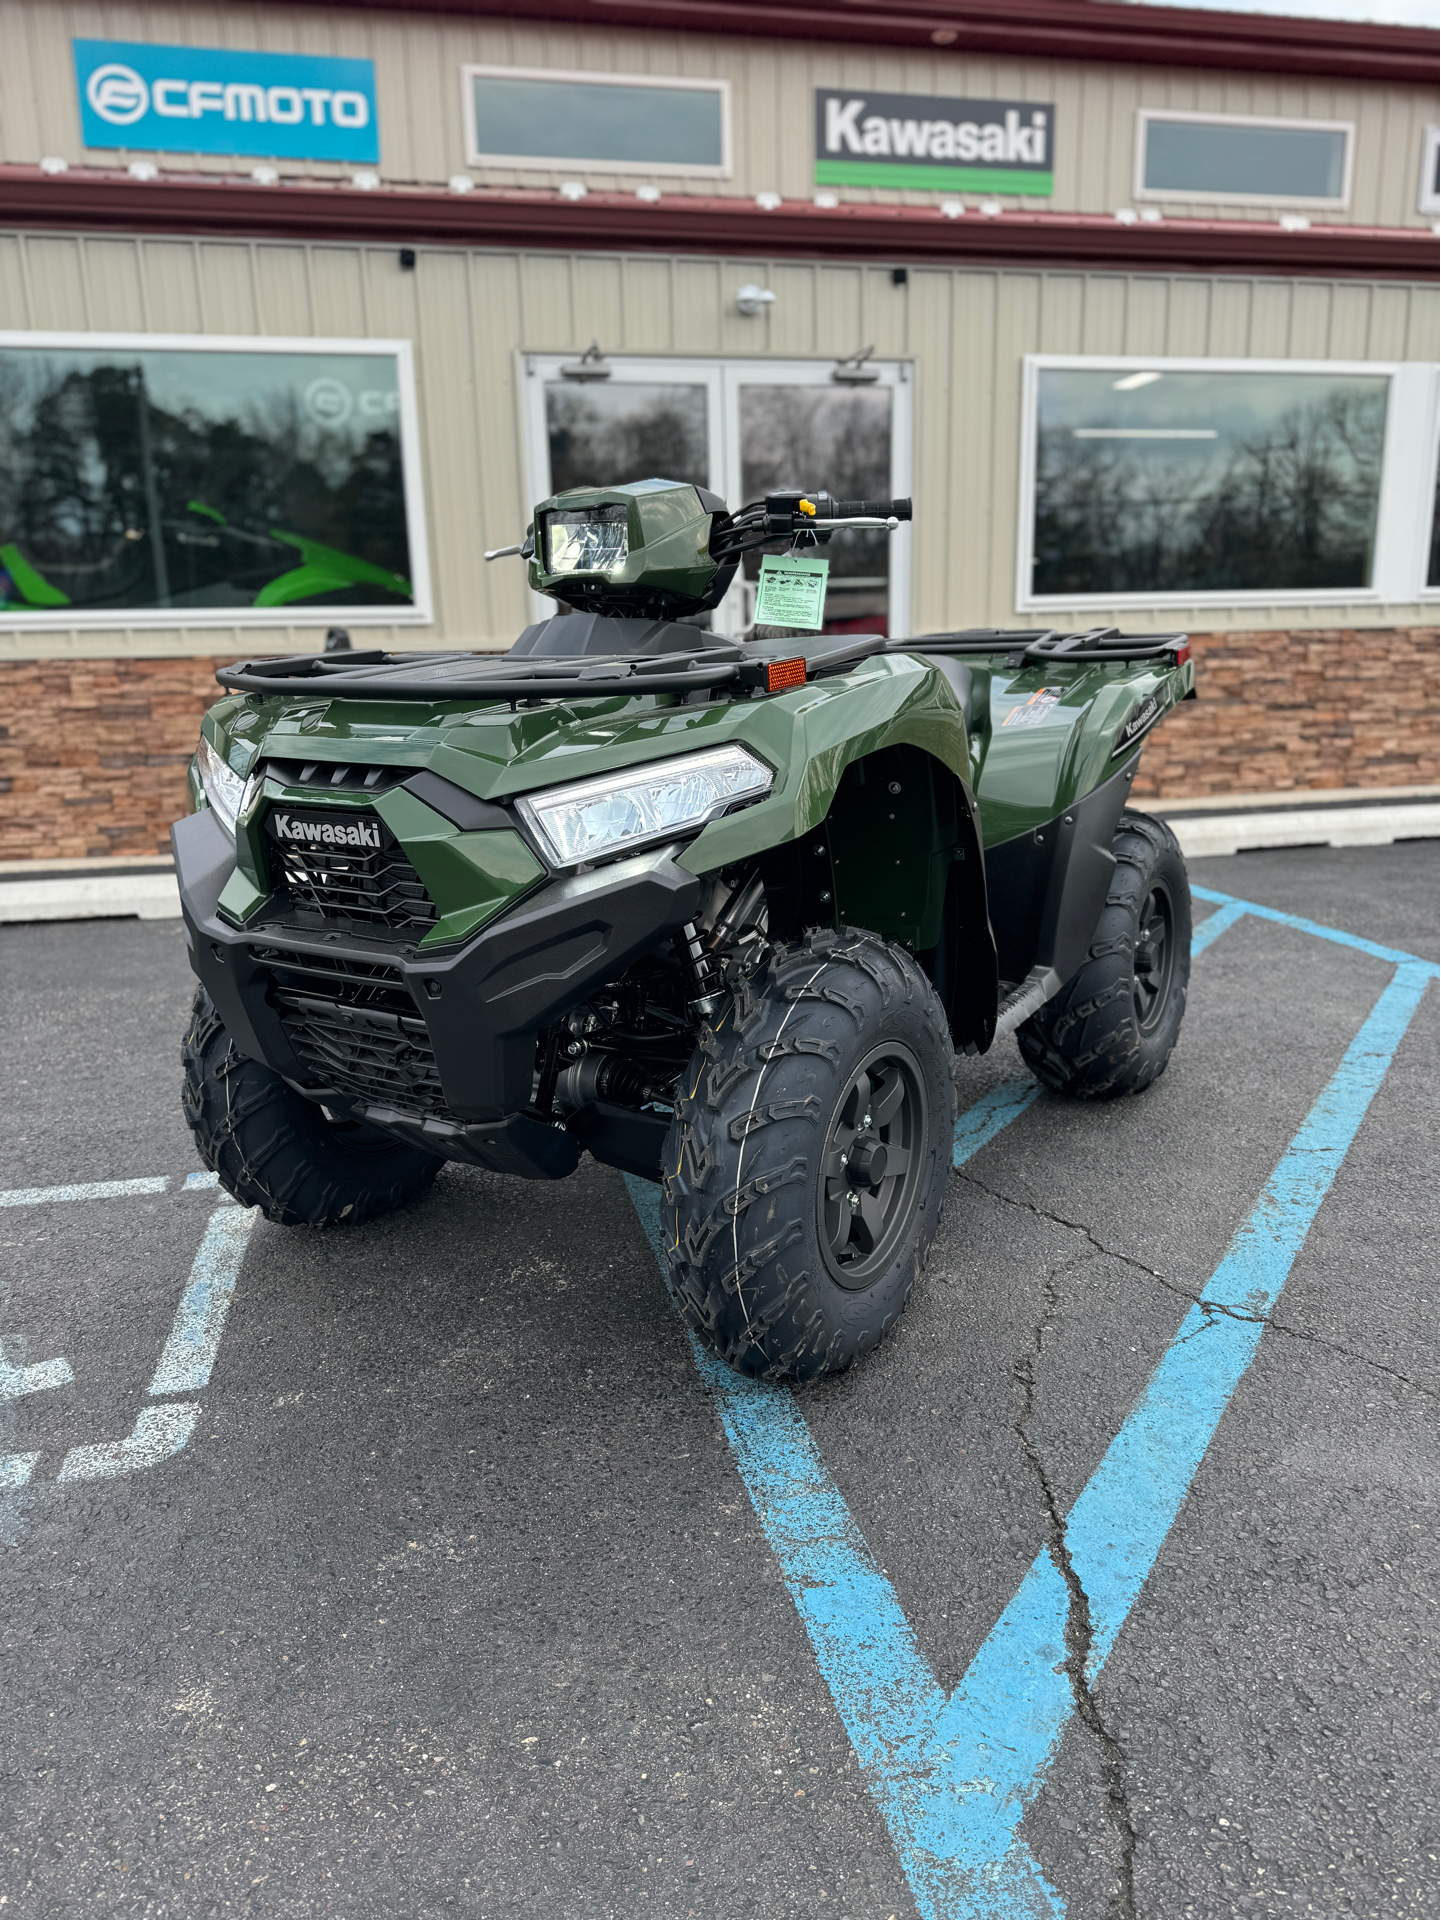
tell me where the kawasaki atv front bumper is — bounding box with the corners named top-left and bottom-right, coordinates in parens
top-left (173, 806), bottom-right (702, 1180)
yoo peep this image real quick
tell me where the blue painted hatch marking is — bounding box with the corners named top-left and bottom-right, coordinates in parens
top-left (628, 895), bottom-right (1436, 1917)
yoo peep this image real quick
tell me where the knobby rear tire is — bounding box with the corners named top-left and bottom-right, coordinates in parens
top-left (181, 985), bottom-right (441, 1226)
top-left (1017, 810), bottom-right (1191, 1100)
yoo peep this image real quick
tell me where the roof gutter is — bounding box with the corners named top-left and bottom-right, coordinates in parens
top-left (3, 168), bottom-right (1435, 281)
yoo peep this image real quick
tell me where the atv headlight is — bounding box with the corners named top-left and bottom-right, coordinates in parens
top-left (544, 504), bottom-right (630, 576)
top-left (196, 735), bottom-right (257, 840)
top-left (517, 744), bottom-right (773, 868)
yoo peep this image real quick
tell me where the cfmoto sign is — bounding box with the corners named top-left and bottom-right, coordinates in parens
top-left (73, 39), bottom-right (380, 163)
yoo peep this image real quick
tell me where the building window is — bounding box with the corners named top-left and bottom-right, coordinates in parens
top-left (1136, 110), bottom-right (1352, 207)
top-left (1020, 357), bottom-right (1440, 609)
top-left (1420, 125), bottom-right (1440, 216)
top-left (463, 67), bottom-right (730, 176)
top-left (0, 334), bottom-right (429, 627)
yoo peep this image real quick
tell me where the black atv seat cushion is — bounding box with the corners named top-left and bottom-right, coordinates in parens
top-left (509, 611), bottom-right (741, 659)
top-left (927, 656), bottom-right (975, 733)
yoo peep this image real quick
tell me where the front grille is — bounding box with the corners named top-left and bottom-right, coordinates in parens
top-left (256, 946), bottom-right (454, 1120)
top-left (270, 831), bottom-right (438, 938)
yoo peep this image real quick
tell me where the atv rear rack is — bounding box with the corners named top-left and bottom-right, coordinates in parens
top-left (894, 627), bottom-right (1191, 666)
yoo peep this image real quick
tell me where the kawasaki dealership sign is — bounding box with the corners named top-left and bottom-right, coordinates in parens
top-left (73, 39), bottom-right (379, 163)
top-left (816, 89), bottom-right (1054, 195)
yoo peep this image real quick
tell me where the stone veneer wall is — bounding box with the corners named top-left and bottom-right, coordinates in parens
top-left (0, 627), bottom-right (1436, 861)
top-left (1129, 626), bottom-right (1439, 802)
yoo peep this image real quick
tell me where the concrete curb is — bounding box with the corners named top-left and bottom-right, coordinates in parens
top-left (0, 873), bottom-right (181, 924)
top-left (1164, 801), bottom-right (1439, 860)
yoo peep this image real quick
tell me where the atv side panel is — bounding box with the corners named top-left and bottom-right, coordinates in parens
top-left (984, 755), bottom-right (1139, 988)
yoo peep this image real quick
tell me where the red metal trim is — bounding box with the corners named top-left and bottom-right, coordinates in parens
top-left (267, 0), bottom-right (1437, 85)
top-left (3, 169), bottom-right (1436, 281)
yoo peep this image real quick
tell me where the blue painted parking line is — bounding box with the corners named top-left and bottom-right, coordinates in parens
top-left (630, 896), bottom-right (1436, 1918)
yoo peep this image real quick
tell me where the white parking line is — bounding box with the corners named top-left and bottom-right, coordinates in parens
top-left (0, 1177), bottom-right (170, 1208)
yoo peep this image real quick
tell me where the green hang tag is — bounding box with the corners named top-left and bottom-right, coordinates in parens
top-left (754, 553), bottom-right (829, 631)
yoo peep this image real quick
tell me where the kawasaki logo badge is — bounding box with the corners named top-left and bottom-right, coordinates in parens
top-left (268, 810), bottom-right (384, 850)
top-left (1111, 691), bottom-right (1170, 759)
top-left (815, 88), bottom-right (1054, 194)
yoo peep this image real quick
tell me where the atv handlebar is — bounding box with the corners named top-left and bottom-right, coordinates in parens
top-left (807, 497), bottom-right (912, 523)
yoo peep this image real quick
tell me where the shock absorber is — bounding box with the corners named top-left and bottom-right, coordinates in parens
top-left (677, 919), bottom-right (725, 1020)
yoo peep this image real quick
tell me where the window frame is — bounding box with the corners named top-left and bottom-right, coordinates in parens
top-left (1133, 108), bottom-right (1355, 210)
top-left (520, 352), bottom-right (913, 637)
top-left (0, 330), bottom-right (432, 630)
top-left (1419, 124), bottom-right (1440, 216)
top-left (1015, 353), bottom-right (1440, 614)
top-left (462, 65), bottom-right (733, 178)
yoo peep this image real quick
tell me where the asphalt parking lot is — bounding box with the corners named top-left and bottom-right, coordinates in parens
top-left (1, 841), bottom-right (1436, 1921)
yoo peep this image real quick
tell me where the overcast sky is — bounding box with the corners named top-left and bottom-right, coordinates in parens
top-left (1120, 0), bottom-right (1437, 25)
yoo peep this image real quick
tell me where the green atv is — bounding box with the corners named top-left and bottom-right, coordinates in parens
top-left (174, 478), bottom-right (1194, 1382)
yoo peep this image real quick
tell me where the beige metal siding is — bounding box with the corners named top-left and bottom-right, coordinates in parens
top-left (0, 226), bottom-right (1435, 661)
top-left (1, 0), bottom-right (1435, 225)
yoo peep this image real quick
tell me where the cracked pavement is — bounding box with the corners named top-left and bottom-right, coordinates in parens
top-left (0, 841), bottom-right (1436, 1918)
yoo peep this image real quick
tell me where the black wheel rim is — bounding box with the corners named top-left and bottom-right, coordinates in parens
top-left (817, 1043), bottom-right (929, 1290)
top-left (1133, 883), bottom-right (1176, 1034)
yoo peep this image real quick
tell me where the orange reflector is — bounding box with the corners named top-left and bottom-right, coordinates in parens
top-left (766, 657), bottom-right (806, 693)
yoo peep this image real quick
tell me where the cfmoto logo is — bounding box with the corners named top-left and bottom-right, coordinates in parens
top-left (86, 63), bottom-right (150, 126)
top-left (304, 377), bottom-right (354, 428)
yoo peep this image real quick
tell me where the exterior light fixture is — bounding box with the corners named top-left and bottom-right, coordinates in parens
top-left (39, 156), bottom-right (68, 175)
top-left (814, 191), bottom-right (839, 209)
top-left (939, 200), bottom-right (964, 219)
top-left (559, 181), bottom-right (588, 201)
top-left (351, 171), bottom-right (381, 191)
top-left (833, 346), bottom-right (879, 385)
top-left (755, 191), bottom-right (782, 211)
top-left (635, 185), bottom-right (661, 203)
top-left (1140, 207), bottom-right (1163, 222)
top-left (736, 284), bottom-right (777, 317)
top-left (559, 341), bottom-right (612, 381)
top-left (1114, 207), bottom-right (1139, 224)
top-left (448, 173), bottom-right (475, 194)
top-left (1279, 213), bottom-right (1311, 231)
top-left (251, 165), bottom-right (279, 186)
top-left (127, 160), bottom-right (158, 181)
top-left (978, 199), bottom-right (1002, 218)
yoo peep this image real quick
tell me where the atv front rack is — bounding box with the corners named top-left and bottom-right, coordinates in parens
top-left (214, 632), bottom-right (889, 701)
top-left (894, 627), bottom-right (1191, 665)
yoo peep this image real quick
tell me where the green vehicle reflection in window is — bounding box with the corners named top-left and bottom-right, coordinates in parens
top-left (0, 345), bottom-right (417, 614)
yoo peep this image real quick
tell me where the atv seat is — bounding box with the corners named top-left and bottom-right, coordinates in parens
top-left (928, 656), bottom-right (976, 734)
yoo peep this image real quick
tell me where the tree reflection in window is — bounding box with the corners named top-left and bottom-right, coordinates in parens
top-left (0, 347), bottom-right (414, 614)
top-left (740, 385), bottom-right (892, 632)
top-left (1032, 369), bottom-right (1388, 598)
top-left (545, 383), bottom-right (709, 495)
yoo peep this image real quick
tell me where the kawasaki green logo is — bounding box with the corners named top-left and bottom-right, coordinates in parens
top-left (815, 89), bottom-right (1054, 196)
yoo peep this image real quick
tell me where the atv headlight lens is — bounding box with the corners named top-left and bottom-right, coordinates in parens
top-left (517, 744), bottom-right (772, 867)
top-left (196, 735), bottom-right (257, 839)
top-left (544, 505), bottom-right (630, 576)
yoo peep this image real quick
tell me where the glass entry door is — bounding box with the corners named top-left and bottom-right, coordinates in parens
top-left (523, 355), bottom-right (911, 636)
